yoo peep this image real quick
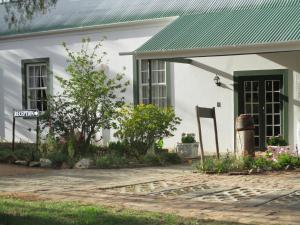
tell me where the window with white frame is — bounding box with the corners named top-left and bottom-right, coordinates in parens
top-left (24, 61), bottom-right (49, 111)
top-left (139, 59), bottom-right (167, 107)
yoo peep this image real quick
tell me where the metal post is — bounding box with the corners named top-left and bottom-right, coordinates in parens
top-left (12, 117), bottom-right (15, 152)
top-left (212, 107), bottom-right (220, 159)
top-left (196, 106), bottom-right (205, 164)
top-left (35, 116), bottom-right (40, 161)
top-left (148, 59), bottom-right (152, 104)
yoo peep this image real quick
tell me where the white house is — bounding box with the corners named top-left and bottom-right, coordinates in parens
top-left (0, 0), bottom-right (300, 153)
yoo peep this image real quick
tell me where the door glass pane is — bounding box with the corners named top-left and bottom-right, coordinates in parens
top-left (265, 80), bottom-right (282, 140)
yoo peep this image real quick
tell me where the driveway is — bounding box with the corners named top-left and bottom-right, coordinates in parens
top-left (0, 164), bottom-right (300, 225)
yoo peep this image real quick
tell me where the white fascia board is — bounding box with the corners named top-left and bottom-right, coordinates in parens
top-left (133, 41), bottom-right (300, 60)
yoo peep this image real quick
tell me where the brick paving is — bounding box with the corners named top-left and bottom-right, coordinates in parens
top-left (0, 164), bottom-right (300, 225)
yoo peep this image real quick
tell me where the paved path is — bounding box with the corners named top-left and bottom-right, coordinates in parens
top-left (0, 164), bottom-right (300, 225)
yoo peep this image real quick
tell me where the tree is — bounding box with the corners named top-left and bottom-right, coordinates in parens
top-left (42, 37), bottom-right (129, 149)
top-left (2, 0), bottom-right (57, 29)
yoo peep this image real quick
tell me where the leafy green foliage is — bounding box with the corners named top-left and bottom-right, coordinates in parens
top-left (115, 104), bottom-right (181, 159)
top-left (267, 136), bottom-right (288, 146)
top-left (41, 37), bottom-right (129, 151)
top-left (96, 155), bottom-right (128, 169)
top-left (159, 152), bottom-right (182, 165)
top-left (142, 153), bottom-right (163, 166)
top-left (196, 152), bottom-right (300, 174)
top-left (181, 134), bottom-right (196, 143)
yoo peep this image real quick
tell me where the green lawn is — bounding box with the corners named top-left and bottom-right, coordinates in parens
top-left (0, 197), bottom-right (248, 225)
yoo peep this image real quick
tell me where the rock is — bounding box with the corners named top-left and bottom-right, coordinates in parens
top-left (40, 158), bottom-right (52, 168)
top-left (256, 168), bottom-right (262, 173)
top-left (285, 165), bottom-right (293, 170)
top-left (29, 161), bottom-right (40, 167)
top-left (249, 169), bottom-right (254, 174)
top-left (15, 160), bottom-right (28, 166)
top-left (75, 158), bottom-right (94, 169)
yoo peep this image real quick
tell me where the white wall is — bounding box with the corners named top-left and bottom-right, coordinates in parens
top-left (166, 51), bottom-right (300, 153)
top-left (0, 21), bottom-right (299, 154)
top-left (0, 21), bottom-right (169, 143)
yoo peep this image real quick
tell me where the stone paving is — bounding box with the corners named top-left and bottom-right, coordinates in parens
top-left (0, 165), bottom-right (300, 225)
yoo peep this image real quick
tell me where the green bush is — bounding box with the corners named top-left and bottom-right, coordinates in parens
top-left (47, 151), bottom-right (68, 167)
top-left (159, 152), bottom-right (182, 165)
top-left (14, 149), bottom-right (34, 161)
top-left (254, 157), bottom-right (272, 170)
top-left (181, 134), bottom-right (196, 143)
top-left (108, 141), bottom-right (128, 157)
top-left (267, 136), bottom-right (288, 146)
top-left (277, 153), bottom-right (293, 168)
top-left (0, 149), bottom-right (14, 162)
top-left (142, 153), bottom-right (163, 166)
top-left (115, 104), bottom-right (181, 159)
top-left (96, 155), bottom-right (128, 169)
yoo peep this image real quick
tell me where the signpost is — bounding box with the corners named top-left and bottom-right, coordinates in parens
top-left (12, 110), bottom-right (39, 157)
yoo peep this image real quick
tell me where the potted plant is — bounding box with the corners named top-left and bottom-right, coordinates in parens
top-left (266, 136), bottom-right (291, 157)
top-left (176, 133), bottom-right (199, 158)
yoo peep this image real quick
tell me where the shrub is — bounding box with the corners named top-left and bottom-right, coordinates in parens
top-left (108, 141), bottom-right (128, 157)
top-left (181, 134), bottom-right (196, 143)
top-left (142, 153), bottom-right (163, 166)
top-left (277, 153), bottom-right (293, 168)
top-left (115, 104), bottom-right (181, 159)
top-left (14, 149), bottom-right (35, 161)
top-left (47, 151), bottom-right (68, 167)
top-left (267, 136), bottom-right (288, 146)
top-left (96, 155), bottom-right (128, 169)
top-left (253, 157), bottom-right (272, 170)
top-left (0, 149), bottom-right (15, 162)
top-left (159, 152), bottom-right (182, 165)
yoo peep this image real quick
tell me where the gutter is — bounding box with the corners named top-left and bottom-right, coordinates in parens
top-left (0, 16), bottom-right (178, 42)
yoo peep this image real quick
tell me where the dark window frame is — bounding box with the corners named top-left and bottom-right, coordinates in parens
top-left (21, 58), bottom-right (50, 111)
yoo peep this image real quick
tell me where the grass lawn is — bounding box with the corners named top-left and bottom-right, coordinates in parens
top-left (0, 197), bottom-right (248, 225)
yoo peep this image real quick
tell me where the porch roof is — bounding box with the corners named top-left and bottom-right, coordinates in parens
top-left (133, 4), bottom-right (300, 59)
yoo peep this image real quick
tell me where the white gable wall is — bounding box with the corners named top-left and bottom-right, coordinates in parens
top-left (0, 21), bottom-right (169, 143)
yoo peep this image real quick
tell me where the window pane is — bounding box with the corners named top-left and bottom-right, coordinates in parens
top-left (158, 71), bottom-right (165, 83)
top-left (266, 104), bottom-right (273, 114)
top-left (245, 93), bottom-right (251, 102)
top-left (158, 61), bottom-right (165, 70)
top-left (141, 60), bottom-right (148, 71)
top-left (273, 81), bottom-right (280, 91)
top-left (274, 104), bottom-right (280, 113)
top-left (253, 93), bottom-right (259, 103)
top-left (141, 72), bottom-right (148, 84)
top-left (253, 82), bottom-right (259, 92)
top-left (266, 115), bottom-right (273, 125)
top-left (244, 82), bottom-right (251, 91)
top-left (274, 126), bottom-right (281, 136)
top-left (152, 71), bottom-right (158, 83)
top-left (152, 60), bottom-right (159, 70)
top-left (274, 115), bottom-right (280, 125)
top-left (266, 126), bottom-right (273, 136)
top-left (266, 93), bottom-right (272, 102)
top-left (266, 81), bottom-right (272, 91)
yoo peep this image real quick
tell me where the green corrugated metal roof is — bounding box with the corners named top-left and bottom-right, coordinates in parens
top-left (0, 0), bottom-right (300, 37)
top-left (136, 4), bottom-right (300, 54)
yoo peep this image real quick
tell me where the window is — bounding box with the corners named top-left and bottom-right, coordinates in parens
top-left (22, 58), bottom-right (50, 112)
top-left (139, 59), bottom-right (168, 107)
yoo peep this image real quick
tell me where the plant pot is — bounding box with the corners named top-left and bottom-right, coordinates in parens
top-left (176, 143), bottom-right (199, 158)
